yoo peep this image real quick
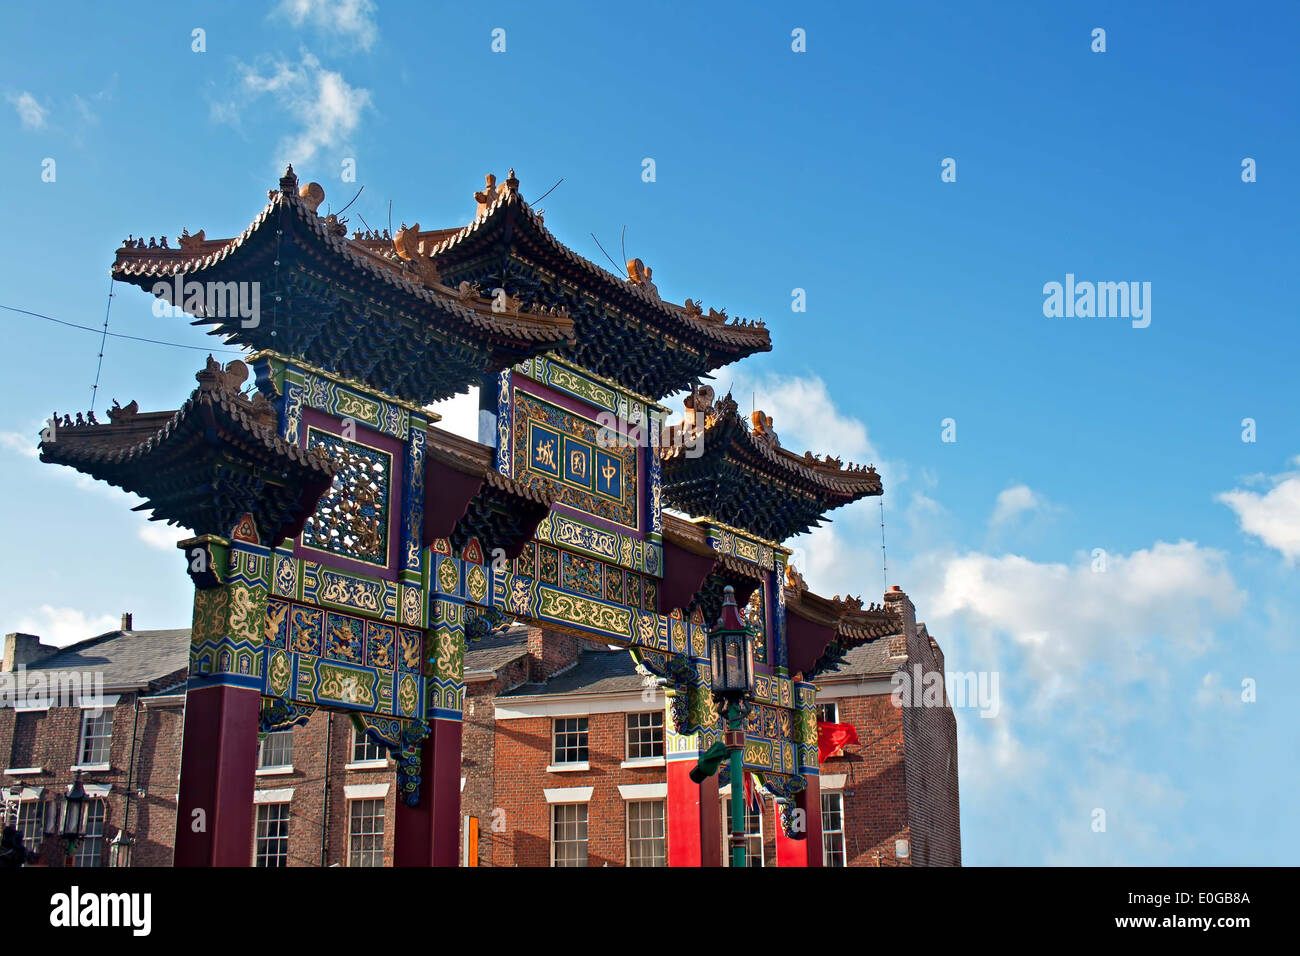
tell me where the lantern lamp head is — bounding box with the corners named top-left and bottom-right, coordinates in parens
top-left (708, 585), bottom-right (755, 700)
top-left (61, 772), bottom-right (88, 849)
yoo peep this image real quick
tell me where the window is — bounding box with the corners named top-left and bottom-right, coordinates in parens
top-left (625, 712), bottom-right (664, 760)
top-left (722, 798), bottom-right (764, 866)
top-left (822, 792), bottom-right (846, 867)
top-left (16, 799), bottom-right (44, 846)
top-left (551, 802), bottom-right (588, 867)
top-left (258, 730), bottom-right (294, 770)
top-left (351, 728), bottom-right (386, 765)
top-left (9, 711), bottom-right (45, 768)
top-left (78, 710), bottom-right (113, 766)
top-left (254, 803), bottom-right (290, 867)
top-left (348, 798), bottom-right (385, 866)
top-left (552, 717), bottom-right (588, 765)
top-left (626, 800), bottom-right (665, 867)
top-left (73, 801), bottom-right (105, 867)
top-left (817, 702), bottom-right (839, 724)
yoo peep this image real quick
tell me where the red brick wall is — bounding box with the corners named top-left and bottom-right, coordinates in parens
top-left (492, 709), bottom-right (666, 867)
top-left (131, 700), bottom-right (184, 866)
top-left (461, 655), bottom-right (531, 866)
top-left (899, 624), bottom-right (961, 866)
top-left (525, 628), bottom-right (581, 681)
top-left (0, 686), bottom-right (185, 867)
top-left (819, 692), bottom-right (910, 865)
top-left (250, 711), bottom-right (399, 867)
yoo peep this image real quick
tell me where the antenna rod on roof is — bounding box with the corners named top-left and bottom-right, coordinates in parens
top-left (337, 184), bottom-right (364, 217)
top-left (880, 497), bottom-right (888, 594)
top-left (590, 233), bottom-right (622, 275)
top-left (534, 177), bottom-right (564, 205)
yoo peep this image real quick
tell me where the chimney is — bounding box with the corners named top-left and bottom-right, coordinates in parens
top-left (3, 633), bottom-right (59, 673)
top-left (525, 626), bottom-right (582, 682)
top-left (121, 612), bottom-right (134, 632)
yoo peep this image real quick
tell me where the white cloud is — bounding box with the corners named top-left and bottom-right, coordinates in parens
top-left (71, 94), bottom-right (99, 126)
top-left (1194, 671), bottom-right (1242, 710)
top-left (138, 523), bottom-right (183, 552)
top-left (990, 484), bottom-right (1048, 528)
top-left (1045, 761), bottom-right (1188, 866)
top-left (276, 0), bottom-right (379, 50)
top-left (0, 430), bottom-right (38, 460)
top-left (231, 51), bottom-right (372, 170)
top-left (6, 91), bottom-right (48, 129)
top-left (13, 605), bottom-right (120, 647)
top-left (931, 540), bottom-right (1242, 691)
top-left (1218, 456), bottom-right (1300, 563)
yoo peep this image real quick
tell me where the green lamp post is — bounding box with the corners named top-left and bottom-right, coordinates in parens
top-left (701, 585), bottom-right (755, 867)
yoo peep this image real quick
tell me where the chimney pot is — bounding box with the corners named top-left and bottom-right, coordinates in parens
top-left (121, 612), bottom-right (133, 632)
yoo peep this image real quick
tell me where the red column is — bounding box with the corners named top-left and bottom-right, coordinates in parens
top-left (699, 774), bottom-right (722, 866)
top-left (775, 798), bottom-right (806, 867)
top-left (394, 717), bottom-right (463, 866)
top-left (174, 683), bottom-right (259, 867)
top-left (666, 760), bottom-right (700, 866)
top-left (773, 777), bottom-right (825, 866)
top-left (802, 775), bottom-right (824, 867)
top-left (666, 761), bottom-right (723, 867)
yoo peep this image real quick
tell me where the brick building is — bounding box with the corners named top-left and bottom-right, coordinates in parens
top-left (1, 588), bottom-right (959, 867)
top-left (470, 587), bottom-right (960, 867)
top-left (0, 618), bottom-right (187, 867)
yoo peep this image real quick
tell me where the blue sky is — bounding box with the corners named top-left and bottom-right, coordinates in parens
top-left (1, 1), bottom-right (1296, 864)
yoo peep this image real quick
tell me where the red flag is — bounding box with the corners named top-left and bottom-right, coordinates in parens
top-left (744, 772), bottom-right (763, 814)
top-left (817, 721), bottom-right (859, 763)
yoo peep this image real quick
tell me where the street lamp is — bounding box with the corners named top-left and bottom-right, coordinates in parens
top-left (61, 772), bottom-right (88, 864)
top-left (108, 830), bottom-right (134, 868)
top-left (708, 585), bottom-right (755, 867)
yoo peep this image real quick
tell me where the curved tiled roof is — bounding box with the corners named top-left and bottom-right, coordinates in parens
top-left (661, 393), bottom-right (881, 498)
top-left (111, 176), bottom-right (577, 353)
top-left (426, 184), bottom-right (772, 354)
top-left (40, 356), bottom-right (336, 543)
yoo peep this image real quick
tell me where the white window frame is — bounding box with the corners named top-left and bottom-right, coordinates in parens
top-left (548, 716), bottom-right (590, 771)
top-left (72, 800), bottom-right (106, 867)
top-left (817, 701), bottom-right (839, 724)
top-left (257, 729), bottom-right (294, 774)
top-left (624, 711), bottom-right (665, 762)
top-left (550, 800), bottom-right (589, 867)
top-left (347, 797), bottom-right (385, 867)
top-left (721, 796), bottom-right (765, 867)
top-left (74, 709), bottom-right (113, 770)
top-left (253, 802), bottom-right (291, 867)
top-left (347, 726), bottom-right (388, 769)
top-left (625, 799), bottom-right (666, 867)
top-left (821, 790), bottom-right (847, 867)
top-left (14, 796), bottom-right (45, 846)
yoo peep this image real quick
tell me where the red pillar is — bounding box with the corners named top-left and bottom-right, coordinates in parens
top-left (773, 776), bottom-right (824, 867)
top-left (699, 774), bottom-right (722, 866)
top-left (174, 683), bottom-right (259, 867)
top-left (802, 775), bottom-right (824, 867)
top-left (394, 717), bottom-right (463, 866)
top-left (666, 760), bottom-right (722, 867)
top-left (775, 798), bottom-right (806, 867)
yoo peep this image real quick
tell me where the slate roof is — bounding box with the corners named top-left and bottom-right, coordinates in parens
top-left (25, 628), bottom-right (191, 693)
top-left (498, 645), bottom-right (643, 699)
top-left (817, 633), bottom-right (907, 681)
top-left (464, 626), bottom-right (531, 678)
